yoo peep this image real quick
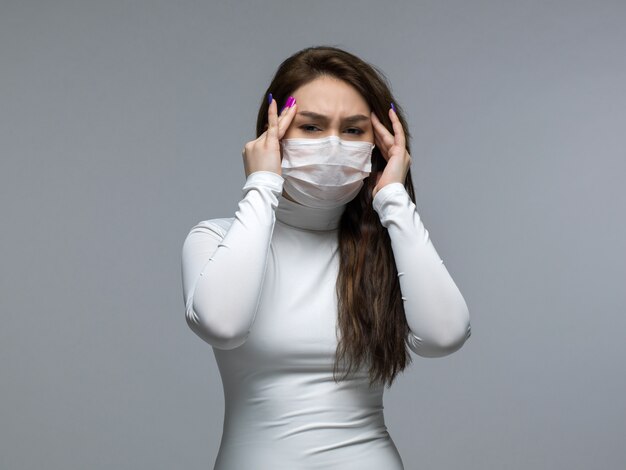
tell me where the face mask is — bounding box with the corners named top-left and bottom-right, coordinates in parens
top-left (279, 135), bottom-right (374, 209)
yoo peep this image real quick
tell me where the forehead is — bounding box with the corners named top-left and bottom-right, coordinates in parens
top-left (291, 75), bottom-right (370, 114)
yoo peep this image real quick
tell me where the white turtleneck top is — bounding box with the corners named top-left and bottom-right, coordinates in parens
top-left (181, 170), bottom-right (471, 469)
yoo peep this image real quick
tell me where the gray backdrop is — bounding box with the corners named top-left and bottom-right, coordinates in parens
top-left (1, 1), bottom-right (625, 469)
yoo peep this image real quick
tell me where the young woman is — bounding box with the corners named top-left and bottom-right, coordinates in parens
top-left (181, 45), bottom-right (471, 470)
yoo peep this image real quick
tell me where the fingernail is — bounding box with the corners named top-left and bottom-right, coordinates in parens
top-left (268, 92), bottom-right (273, 104)
top-left (280, 96), bottom-right (295, 113)
top-left (390, 102), bottom-right (396, 112)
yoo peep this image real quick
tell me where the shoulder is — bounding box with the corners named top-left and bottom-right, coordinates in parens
top-left (186, 217), bottom-right (235, 241)
top-left (181, 217), bottom-right (235, 262)
top-left (180, 218), bottom-right (235, 260)
top-left (194, 217), bottom-right (235, 235)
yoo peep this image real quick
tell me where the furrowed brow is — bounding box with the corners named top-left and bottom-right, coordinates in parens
top-left (343, 115), bottom-right (370, 124)
top-left (297, 111), bottom-right (370, 125)
top-left (297, 111), bottom-right (330, 123)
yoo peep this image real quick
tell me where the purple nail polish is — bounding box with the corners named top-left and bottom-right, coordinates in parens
top-left (268, 92), bottom-right (273, 104)
top-left (390, 102), bottom-right (396, 112)
top-left (280, 96), bottom-right (296, 113)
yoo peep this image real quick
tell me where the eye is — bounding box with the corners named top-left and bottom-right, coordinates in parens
top-left (345, 128), bottom-right (364, 135)
top-left (300, 125), bottom-right (321, 132)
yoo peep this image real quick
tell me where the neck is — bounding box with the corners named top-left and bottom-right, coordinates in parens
top-left (275, 191), bottom-right (346, 231)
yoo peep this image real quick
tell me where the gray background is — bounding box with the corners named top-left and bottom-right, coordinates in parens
top-left (1, 1), bottom-right (624, 469)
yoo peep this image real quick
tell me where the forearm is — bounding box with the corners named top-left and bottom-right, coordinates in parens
top-left (185, 171), bottom-right (284, 349)
top-left (373, 183), bottom-right (471, 357)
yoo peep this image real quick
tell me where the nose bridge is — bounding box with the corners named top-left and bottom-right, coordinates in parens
top-left (327, 115), bottom-right (342, 137)
top-left (325, 120), bottom-right (340, 137)
top-left (320, 129), bottom-right (340, 138)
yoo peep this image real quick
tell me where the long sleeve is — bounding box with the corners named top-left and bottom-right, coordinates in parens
top-left (181, 170), bottom-right (284, 349)
top-left (372, 182), bottom-right (471, 358)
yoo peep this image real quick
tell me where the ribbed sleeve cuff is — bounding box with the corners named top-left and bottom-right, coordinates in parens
top-left (372, 182), bottom-right (408, 215)
top-left (242, 171), bottom-right (284, 195)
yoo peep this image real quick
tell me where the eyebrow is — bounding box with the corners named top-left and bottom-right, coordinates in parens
top-left (296, 111), bottom-right (370, 125)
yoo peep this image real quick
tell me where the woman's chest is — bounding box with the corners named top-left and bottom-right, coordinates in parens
top-left (239, 227), bottom-right (341, 366)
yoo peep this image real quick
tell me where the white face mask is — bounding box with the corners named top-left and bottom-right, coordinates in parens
top-left (279, 135), bottom-right (375, 209)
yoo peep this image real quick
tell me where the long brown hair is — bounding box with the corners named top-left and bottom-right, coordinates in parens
top-left (255, 46), bottom-right (417, 388)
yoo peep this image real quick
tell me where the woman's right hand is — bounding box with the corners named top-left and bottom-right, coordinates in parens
top-left (242, 95), bottom-right (297, 178)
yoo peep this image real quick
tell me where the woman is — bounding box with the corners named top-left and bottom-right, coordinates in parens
top-left (181, 46), bottom-right (471, 469)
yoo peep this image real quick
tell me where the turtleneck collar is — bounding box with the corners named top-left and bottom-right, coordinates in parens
top-left (275, 193), bottom-right (346, 231)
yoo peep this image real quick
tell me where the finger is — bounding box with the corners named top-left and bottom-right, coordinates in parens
top-left (277, 102), bottom-right (297, 139)
top-left (389, 106), bottom-right (406, 150)
top-left (266, 98), bottom-right (278, 141)
top-left (373, 132), bottom-right (386, 151)
top-left (277, 99), bottom-right (295, 126)
top-left (374, 134), bottom-right (390, 160)
top-left (279, 98), bottom-right (294, 115)
top-left (371, 121), bottom-right (385, 146)
top-left (279, 102), bottom-right (291, 117)
top-left (371, 112), bottom-right (395, 149)
top-left (371, 112), bottom-right (394, 147)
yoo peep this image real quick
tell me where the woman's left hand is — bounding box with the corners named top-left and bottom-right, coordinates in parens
top-left (370, 106), bottom-right (412, 199)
